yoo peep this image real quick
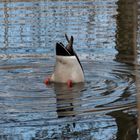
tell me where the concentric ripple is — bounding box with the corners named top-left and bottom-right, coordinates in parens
top-left (0, 0), bottom-right (138, 139)
top-left (0, 57), bottom-right (137, 139)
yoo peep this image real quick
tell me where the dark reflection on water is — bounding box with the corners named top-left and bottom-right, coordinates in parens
top-left (115, 0), bottom-right (137, 63)
top-left (55, 83), bottom-right (85, 118)
top-left (0, 0), bottom-right (139, 140)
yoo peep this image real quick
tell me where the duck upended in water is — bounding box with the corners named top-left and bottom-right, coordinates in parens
top-left (45, 34), bottom-right (84, 86)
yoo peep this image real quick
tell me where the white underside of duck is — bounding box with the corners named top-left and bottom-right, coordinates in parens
top-left (50, 55), bottom-right (84, 83)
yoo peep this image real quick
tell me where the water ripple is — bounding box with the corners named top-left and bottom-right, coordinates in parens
top-left (0, 0), bottom-right (138, 139)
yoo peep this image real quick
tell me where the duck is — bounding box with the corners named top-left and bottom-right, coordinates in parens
top-left (44, 34), bottom-right (84, 87)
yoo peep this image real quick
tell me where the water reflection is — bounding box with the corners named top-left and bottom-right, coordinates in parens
top-left (109, 110), bottom-right (137, 140)
top-left (3, 2), bottom-right (9, 49)
top-left (0, 0), bottom-right (139, 139)
top-left (115, 0), bottom-right (139, 138)
top-left (54, 83), bottom-right (84, 118)
top-left (115, 0), bottom-right (137, 63)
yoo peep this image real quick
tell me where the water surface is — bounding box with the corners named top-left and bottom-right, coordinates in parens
top-left (0, 0), bottom-right (139, 139)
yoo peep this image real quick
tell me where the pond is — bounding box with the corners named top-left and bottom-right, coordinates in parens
top-left (0, 0), bottom-right (139, 140)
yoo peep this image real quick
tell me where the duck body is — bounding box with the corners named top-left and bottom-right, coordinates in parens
top-left (48, 34), bottom-right (84, 84)
top-left (51, 55), bottom-right (84, 83)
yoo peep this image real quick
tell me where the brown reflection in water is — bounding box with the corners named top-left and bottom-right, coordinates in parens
top-left (136, 69), bottom-right (140, 139)
top-left (115, 0), bottom-right (139, 138)
top-left (136, 2), bottom-right (140, 139)
top-left (109, 111), bottom-right (137, 140)
top-left (115, 0), bottom-right (137, 63)
top-left (53, 83), bottom-right (84, 118)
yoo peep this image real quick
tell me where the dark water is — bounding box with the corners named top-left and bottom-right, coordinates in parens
top-left (0, 0), bottom-right (139, 140)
